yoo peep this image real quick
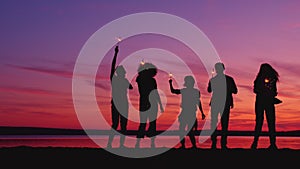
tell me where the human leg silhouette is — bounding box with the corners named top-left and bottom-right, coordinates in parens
top-left (148, 120), bottom-right (157, 148)
top-left (265, 103), bottom-right (277, 149)
top-left (136, 112), bottom-right (147, 148)
top-left (221, 106), bottom-right (230, 149)
top-left (251, 101), bottom-right (264, 149)
top-left (210, 107), bottom-right (219, 149)
top-left (119, 114), bottom-right (128, 148)
top-left (147, 109), bottom-right (158, 148)
top-left (107, 103), bottom-right (120, 148)
top-left (179, 122), bottom-right (186, 149)
top-left (188, 125), bottom-right (197, 148)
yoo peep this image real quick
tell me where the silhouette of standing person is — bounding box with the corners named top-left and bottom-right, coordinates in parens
top-left (251, 63), bottom-right (280, 150)
top-left (107, 45), bottom-right (133, 148)
top-left (135, 62), bottom-right (164, 148)
top-left (208, 62), bottom-right (238, 149)
top-left (169, 76), bottom-right (206, 149)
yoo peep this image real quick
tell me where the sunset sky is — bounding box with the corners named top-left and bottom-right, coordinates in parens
top-left (1, 0), bottom-right (300, 134)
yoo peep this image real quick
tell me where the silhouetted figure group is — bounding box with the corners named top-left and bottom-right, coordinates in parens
top-left (107, 45), bottom-right (281, 150)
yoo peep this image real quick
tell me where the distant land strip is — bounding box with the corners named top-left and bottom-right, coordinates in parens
top-left (0, 126), bottom-right (300, 137)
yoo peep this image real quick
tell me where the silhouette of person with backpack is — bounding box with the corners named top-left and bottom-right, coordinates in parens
top-left (251, 63), bottom-right (281, 150)
top-left (107, 45), bottom-right (133, 148)
top-left (169, 75), bottom-right (206, 149)
top-left (135, 62), bottom-right (164, 148)
top-left (207, 62), bottom-right (238, 149)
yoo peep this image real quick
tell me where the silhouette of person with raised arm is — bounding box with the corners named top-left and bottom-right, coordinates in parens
top-left (169, 75), bottom-right (206, 149)
top-left (251, 63), bottom-right (280, 150)
top-left (107, 45), bottom-right (133, 148)
top-left (135, 62), bottom-right (164, 148)
top-left (207, 62), bottom-right (238, 149)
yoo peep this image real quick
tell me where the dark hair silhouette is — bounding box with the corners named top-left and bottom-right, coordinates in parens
top-left (214, 62), bottom-right (225, 74)
top-left (137, 62), bottom-right (158, 77)
top-left (256, 63), bottom-right (279, 82)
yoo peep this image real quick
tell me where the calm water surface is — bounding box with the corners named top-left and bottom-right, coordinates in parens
top-left (1, 135), bottom-right (300, 149)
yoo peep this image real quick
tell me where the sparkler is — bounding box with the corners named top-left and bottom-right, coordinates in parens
top-left (115, 37), bottom-right (122, 45)
top-left (169, 72), bottom-right (173, 79)
top-left (140, 59), bottom-right (145, 65)
top-left (264, 78), bottom-right (270, 83)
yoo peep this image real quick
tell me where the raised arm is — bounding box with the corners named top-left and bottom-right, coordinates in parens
top-left (169, 79), bottom-right (181, 94)
top-left (110, 46), bottom-right (119, 81)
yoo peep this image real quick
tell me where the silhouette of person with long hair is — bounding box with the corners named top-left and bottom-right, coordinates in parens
top-left (135, 62), bottom-right (164, 148)
top-left (251, 63), bottom-right (280, 150)
top-left (169, 75), bottom-right (206, 149)
top-left (208, 62), bottom-right (238, 149)
top-left (107, 45), bottom-right (133, 148)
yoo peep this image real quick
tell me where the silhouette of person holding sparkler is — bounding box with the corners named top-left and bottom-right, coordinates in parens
top-left (135, 62), bottom-right (164, 148)
top-left (107, 44), bottom-right (133, 149)
top-left (251, 63), bottom-right (281, 150)
top-left (169, 75), bottom-right (206, 149)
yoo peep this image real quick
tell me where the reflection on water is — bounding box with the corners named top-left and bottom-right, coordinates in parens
top-left (1, 135), bottom-right (300, 149)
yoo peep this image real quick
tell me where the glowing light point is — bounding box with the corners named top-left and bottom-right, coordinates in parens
top-left (169, 72), bottom-right (173, 78)
top-left (115, 37), bottom-right (122, 45)
top-left (140, 59), bottom-right (145, 65)
top-left (264, 78), bottom-right (270, 83)
top-left (116, 37), bottom-right (122, 42)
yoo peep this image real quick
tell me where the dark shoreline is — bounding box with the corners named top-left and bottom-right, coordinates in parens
top-left (1, 126), bottom-right (300, 137)
top-left (1, 126), bottom-right (300, 167)
top-left (0, 146), bottom-right (299, 167)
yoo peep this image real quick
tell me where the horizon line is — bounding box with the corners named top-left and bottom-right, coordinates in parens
top-left (1, 126), bottom-right (300, 137)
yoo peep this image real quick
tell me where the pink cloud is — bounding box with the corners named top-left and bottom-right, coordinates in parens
top-left (0, 86), bottom-right (66, 96)
top-left (7, 64), bottom-right (73, 78)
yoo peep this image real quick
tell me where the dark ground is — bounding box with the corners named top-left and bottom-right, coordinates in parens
top-left (0, 146), bottom-right (299, 167)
